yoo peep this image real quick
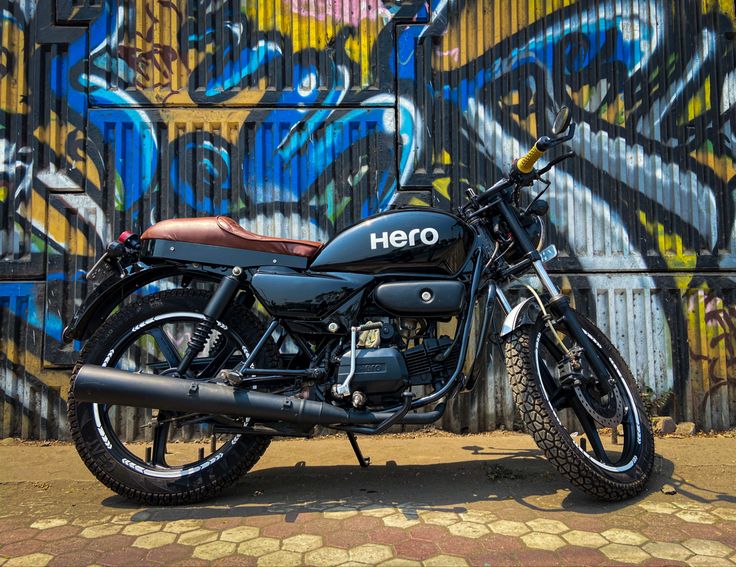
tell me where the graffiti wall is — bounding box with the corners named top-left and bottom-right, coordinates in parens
top-left (1, 0), bottom-right (734, 438)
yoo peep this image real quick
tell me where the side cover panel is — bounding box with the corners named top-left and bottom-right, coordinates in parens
top-left (250, 269), bottom-right (374, 319)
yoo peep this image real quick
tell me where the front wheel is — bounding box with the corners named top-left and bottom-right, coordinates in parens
top-left (503, 308), bottom-right (654, 501)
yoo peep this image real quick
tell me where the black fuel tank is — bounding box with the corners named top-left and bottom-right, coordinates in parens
top-left (309, 209), bottom-right (475, 275)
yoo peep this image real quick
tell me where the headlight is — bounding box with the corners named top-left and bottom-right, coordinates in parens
top-left (531, 215), bottom-right (545, 252)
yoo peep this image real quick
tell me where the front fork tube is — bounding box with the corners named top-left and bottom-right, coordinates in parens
top-left (532, 260), bottom-right (613, 395)
top-left (497, 200), bottom-right (612, 395)
top-left (176, 271), bottom-right (242, 375)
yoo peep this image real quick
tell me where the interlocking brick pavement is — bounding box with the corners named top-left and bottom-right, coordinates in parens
top-left (1, 431), bottom-right (735, 566)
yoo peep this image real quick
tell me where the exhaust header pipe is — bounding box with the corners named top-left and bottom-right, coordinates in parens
top-left (71, 365), bottom-right (440, 427)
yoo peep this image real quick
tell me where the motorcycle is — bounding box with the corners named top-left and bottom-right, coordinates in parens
top-left (64, 107), bottom-right (654, 505)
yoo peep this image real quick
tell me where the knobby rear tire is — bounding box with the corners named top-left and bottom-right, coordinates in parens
top-left (503, 310), bottom-right (655, 501)
top-left (68, 289), bottom-right (276, 505)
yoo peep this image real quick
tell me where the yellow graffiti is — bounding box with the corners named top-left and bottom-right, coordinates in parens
top-left (602, 94), bottom-right (627, 126)
top-left (435, 0), bottom-right (578, 69)
top-left (432, 177), bottom-right (452, 200)
top-left (683, 77), bottom-right (711, 122)
top-left (685, 283), bottom-right (736, 428)
top-left (408, 196), bottom-right (430, 207)
top-left (690, 148), bottom-right (736, 184)
top-left (0, 18), bottom-right (27, 115)
top-left (33, 112), bottom-right (90, 187)
top-left (638, 211), bottom-right (697, 277)
top-left (25, 189), bottom-right (95, 257)
top-left (115, 0), bottom-right (390, 104)
top-left (244, 0), bottom-right (383, 76)
top-left (159, 108), bottom-right (254, 145)
top-left (110, 0), bottom-right (195, 105)
top-left (568, 85), bottom-right (591, 111)
top-left (702, 0), bottom-right (736, 26)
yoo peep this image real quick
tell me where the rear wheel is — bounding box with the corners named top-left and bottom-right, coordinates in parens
top-left (68, 288), bottom-right (278, 505)
top-left (503, 309), bottom-right (654, 500)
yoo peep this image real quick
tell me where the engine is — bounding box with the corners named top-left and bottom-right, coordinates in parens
top-left (335, 334), bottom-right (460, 406)
top-left (331, 276), bottom-right (467, 407)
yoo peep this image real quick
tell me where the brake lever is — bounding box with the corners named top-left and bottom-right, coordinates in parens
top-left (537, 151), bottom-right (575, 176)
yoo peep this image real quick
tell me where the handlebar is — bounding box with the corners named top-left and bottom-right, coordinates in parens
top-left (472, 120), bottom-right (576, 209)
top-left (515, 136), bottom-right (549, 173)
top-left (514, 121), bottom-right (576, 175)
top-left (476, 177), bottom-right (513, 206)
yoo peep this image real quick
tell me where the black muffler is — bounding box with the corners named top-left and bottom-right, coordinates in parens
top-left (72, 365), bottom-right (440, 426)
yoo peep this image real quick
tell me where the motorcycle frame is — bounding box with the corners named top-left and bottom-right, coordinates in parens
top-left (65, 187), bottom-right (576, 435)
top-left (184, 247), bottom-right (492, 417)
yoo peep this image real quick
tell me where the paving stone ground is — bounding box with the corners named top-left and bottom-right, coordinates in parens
top-left (1, 431), bottom-right (735, 566)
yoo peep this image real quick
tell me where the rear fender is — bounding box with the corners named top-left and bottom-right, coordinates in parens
top-left (62, 263), bottom-right (229, 342)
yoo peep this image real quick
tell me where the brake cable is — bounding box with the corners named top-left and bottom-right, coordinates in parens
top-left (513, 277), bottom-right (571, 356)
top-left (521, 151), bottom-right (574, 216)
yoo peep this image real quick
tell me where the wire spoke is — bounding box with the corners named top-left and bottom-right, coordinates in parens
top-left (149, 328), bottom-right (181, 368)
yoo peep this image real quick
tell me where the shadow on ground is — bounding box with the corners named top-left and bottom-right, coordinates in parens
top-left (94, 445), bottom-right (689, 525)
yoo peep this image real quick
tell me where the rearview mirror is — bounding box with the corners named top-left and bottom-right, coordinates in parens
top-left (552, 106), bottom-right (572, 135)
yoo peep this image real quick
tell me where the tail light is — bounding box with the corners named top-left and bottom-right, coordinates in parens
top-left (116, 231), bottom-right (141, 251)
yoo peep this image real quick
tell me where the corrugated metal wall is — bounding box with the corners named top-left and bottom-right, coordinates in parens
top-left (1, 0), bottom-right (735, 438)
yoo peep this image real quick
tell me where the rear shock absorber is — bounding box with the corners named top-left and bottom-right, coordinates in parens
top-left (176, 270), bottom-right (243, 375)
top-left (187, 318), bottom-right (216, 354)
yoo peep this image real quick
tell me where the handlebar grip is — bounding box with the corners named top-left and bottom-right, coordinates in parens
top-left (516, 143), bottom-right (544, 174)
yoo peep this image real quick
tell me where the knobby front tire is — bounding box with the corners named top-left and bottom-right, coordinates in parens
top-left (503, 309), bottom-right (655, 501)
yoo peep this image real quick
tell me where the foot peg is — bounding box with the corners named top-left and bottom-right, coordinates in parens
top-left (347, 432), bottom-right (370, 467)
top-left (219, 369), bottom-right (244, 385)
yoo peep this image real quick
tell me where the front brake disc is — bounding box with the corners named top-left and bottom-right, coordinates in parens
top-left (574, 380), bottom-right (625, 428)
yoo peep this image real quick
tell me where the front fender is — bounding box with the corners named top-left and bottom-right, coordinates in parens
top-left (62, 263), bottom-right (214, 343)
top-left (499, 297), bottom-right (541, 338)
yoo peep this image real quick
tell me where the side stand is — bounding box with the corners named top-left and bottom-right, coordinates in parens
top-left (347, 432), bottom-right (371, 467)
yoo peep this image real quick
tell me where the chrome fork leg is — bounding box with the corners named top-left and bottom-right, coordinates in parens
top-left (533, 260), bottom-right (560, 296)
top-left (532, 260), bottom-right (614, 395)
top-left (496, 288), bottom-right (512, 315)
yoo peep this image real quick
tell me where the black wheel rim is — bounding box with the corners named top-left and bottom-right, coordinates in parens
top-left (89, 312), bottom-right (251, 477)
top-left (533, 323), bottom-right (642, 473)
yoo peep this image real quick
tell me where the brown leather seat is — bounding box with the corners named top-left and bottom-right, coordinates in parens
top-left (141, 216), bottom-right (323, 259)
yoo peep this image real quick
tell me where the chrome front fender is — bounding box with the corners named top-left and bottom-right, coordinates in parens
top-left (499, 297), bottom-right (541, 338)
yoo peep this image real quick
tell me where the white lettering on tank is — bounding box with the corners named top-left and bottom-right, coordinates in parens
top-left (369, 227), bottom-right (440, 250)
top-left (370, 232), bottom-right (389, 250)
top-left (389, 231), bottom-right (407, 247)
top-left (421, 227), bottom-right (439, 245)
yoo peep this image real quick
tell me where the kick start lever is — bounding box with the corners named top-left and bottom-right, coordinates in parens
top-left (334, 322), bottom-right (383, 397)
